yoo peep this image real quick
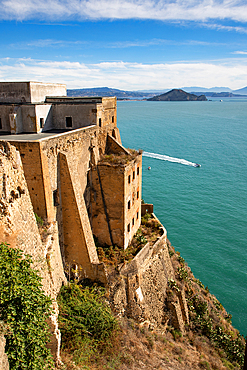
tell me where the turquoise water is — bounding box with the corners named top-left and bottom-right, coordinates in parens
top-left (117, 100), bottom-right (247, 336)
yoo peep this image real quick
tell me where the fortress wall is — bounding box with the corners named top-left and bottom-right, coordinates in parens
top-left (52, 103), bottom-right (98, 129)
top-left (29, 82), bottom-right (66, 103)
top-left (91, 163), bottom-right (125, 247)
top-left (0, 106), bottom-right (14, 132)
top-left (0, 141), bottom-right (66, 363)
top-left (0, 82), bottom-right (31, 103)
top-left (35, 104), bottom-right (53, 132)
top-left (8, 141), bottom-right (54, 221)
top-left (59, 153), bottom-right (99, 280)
top-left (108, 221), bottom-right (189, 331)
top-left (98, 97), bottom-right (117, 127)
top-left (124, 154), bottom-right (142, 249)
top-left (19, 105), bottom-right (37, 133)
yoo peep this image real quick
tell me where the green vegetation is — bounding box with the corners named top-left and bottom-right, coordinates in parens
top-left (57, 282), bottom-right (119, 367)
top-left (167, 241), bottom-right (246, 368)
top-left (0, 242), bottom-right (54, 370)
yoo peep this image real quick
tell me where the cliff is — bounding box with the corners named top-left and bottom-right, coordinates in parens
top-left (147, 89), bottom-right (207, 101)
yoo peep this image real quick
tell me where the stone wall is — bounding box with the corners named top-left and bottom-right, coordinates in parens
top-left (109, 217), bottom-right (189, 333)
top-left (0, 82), bottom-right (66, 104)
top-left (0, 335), bottom-right (9, 370)
top-left (0, 141), bottom-right (66, 365)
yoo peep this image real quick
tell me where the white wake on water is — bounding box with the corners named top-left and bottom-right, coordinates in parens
top-left (143, 151), bottom-right (200, 167)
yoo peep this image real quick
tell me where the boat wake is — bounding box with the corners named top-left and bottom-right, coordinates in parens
top-left (143, 151), bottom-right (200, 167)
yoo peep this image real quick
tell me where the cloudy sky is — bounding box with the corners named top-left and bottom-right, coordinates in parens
top-left (1, 0), bottom-right (247, 90)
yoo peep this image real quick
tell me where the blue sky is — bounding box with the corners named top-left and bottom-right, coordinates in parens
top-left (1, 0), bottom-right (247, 90)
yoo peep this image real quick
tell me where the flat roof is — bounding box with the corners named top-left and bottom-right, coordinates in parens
top-left (0, 126), bottom-right (96, 142)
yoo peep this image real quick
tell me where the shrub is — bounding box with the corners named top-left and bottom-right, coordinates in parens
top-left (58, 283), bottom-right (119, 364)
top-left (0, 242), bottom-right (54, 370)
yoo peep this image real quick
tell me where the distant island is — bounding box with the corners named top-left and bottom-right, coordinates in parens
top-left (147, 89), bottom-right (207, 101)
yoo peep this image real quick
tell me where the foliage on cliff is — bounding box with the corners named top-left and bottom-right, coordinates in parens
top-left (167, 241), bottom-right (245, 368)
top-left (0, 242), bottom-right (54, 370)
top-left (57, 282), bottom-right (119, 368)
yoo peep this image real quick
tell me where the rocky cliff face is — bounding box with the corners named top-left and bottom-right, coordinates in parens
top-left (0, 141), bottom-right (66, 366)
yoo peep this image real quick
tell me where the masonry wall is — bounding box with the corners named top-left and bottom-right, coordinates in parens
top-left (0, 82), bottom-right (66, 103)
top-left (30, 82), bottom-right (66, 103)
top-left (0, 141), bottom-right (66, 364)
top-left (124, 154), bottom-right (142, 248)
top-left (0, 82), bottom-right (32, 103)
top-left (97, 97), bottom-right (117, 128)
top-left (52, 104), bottom-right (98, 129)
top-left (91, 163), bottom-right (125, 247)
top-left (0, 105), bottom-right (14, 132)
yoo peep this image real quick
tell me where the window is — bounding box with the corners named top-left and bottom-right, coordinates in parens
top-left (53, 189), bottom-right (60, 206)
top-left (40, 118), bottom-right (44, 128)
top-left (128, 200), bottom-right (131, 210)
top-left (0, 118), bottom-right (2, 129)
top-left (66, 116), bottom-right (72, 128)
top-left (99, 118), bottom-right (102, 127)
top-left (133, 171), bottom-right (135, 180)
top-left (137, 191), bottom-right (139, 199)
top-left (127, 223), bottom-right (130, 232)
top-left (132, 218), bottom-right (134, 226)
top-left (137, 167), bottom-right (139, 175)
top-left (112, 116), bottom-right (114, 123)
top-left (128, 175), bottom-right (131, 184)
top-left (136, 211), bottom-right (139, 219)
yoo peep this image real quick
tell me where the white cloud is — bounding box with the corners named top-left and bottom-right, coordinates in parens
top-left (1, 57), bottom-right (247, 90)
top-left (233, 51), bottom-right (247, 54)
top-left (1, 0), bottom-right (247, 23)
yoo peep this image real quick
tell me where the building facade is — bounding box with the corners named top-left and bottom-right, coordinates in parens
top-left (0, 81), bottom-right (142, 280)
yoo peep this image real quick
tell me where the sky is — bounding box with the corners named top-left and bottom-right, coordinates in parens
top-left (1, 0), bottom-right (247, 90)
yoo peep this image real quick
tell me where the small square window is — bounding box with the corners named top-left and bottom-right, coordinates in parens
top-left (127, 223), bottom-right (130, 232)
top-left (66, 116), bottom-right (72, 128)
top-left (128, 200), bottom-right (131, 210)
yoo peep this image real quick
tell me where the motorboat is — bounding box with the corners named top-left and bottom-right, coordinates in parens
top-left (195, 163), bottom-right (201, 167)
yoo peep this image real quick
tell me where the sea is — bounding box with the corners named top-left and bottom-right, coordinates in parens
top-left (117, 98), bottom-right (247, 336)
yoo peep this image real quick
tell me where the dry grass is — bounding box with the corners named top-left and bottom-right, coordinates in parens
top-left (96, 215), bottom-right (163, 269)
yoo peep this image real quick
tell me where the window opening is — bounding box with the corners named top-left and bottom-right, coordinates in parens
top-left (112, 116), bottom-right (114, 123)
top-left (128, 200), bottom-right (131, 210)
top-left (137, 191), bottom-right (139, 199)
top-left (133, 171), bottom-right (135, 180)
top-left (137, 167), bottom-right (139, 175)
top-left (99, 118), bottom-right (102, 127)
top-left (66, 116), bottom-right (72, 128)
top-left (40, 118), bottom-right (44, 128)
top-left (136, 211), bottom-right (139, 219)
top-left (127, 223), bottom-right (130, 232)
top-left (132, 218), bottom-right (134, 226)
top-left (128, 175), bottom-right (131, 184)
top-left (0, 118), bottom-right (2, 129)
top-left (53, 189), bottom-right (60, 207)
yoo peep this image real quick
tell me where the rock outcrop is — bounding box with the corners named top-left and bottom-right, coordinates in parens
top-left (148, 89), bottom-right (207, 101)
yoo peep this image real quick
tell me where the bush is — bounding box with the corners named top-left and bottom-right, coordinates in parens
top-left (0, 242), bottom-right (54, 370)
top-left (58, 283), bottom-right (119, 364)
